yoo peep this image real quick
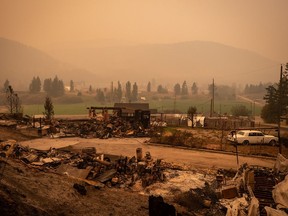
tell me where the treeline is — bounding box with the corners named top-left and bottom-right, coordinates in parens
top-left (244, 82), bottom-right (271, 94)
top-left (2, 76), bottom-right (273, 105)
top-left (261, 63), bottom-right (288, 123)
top-left (95, 81), bottom-right (138, 103)
top-left (151, 81), bottom-right (198, 95)
top-left (29, 76), bottom-right (65, 97)
top-left (95, 80), bottom-right (197, 103)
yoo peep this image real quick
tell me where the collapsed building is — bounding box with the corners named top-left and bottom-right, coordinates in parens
top-left (1, 111), bottom-right (288, 215)
top-left (0, 136), bottom-right (288, 215)
top-left (217, 154), bottom-right (288, 216)
top-left (0, 140), bottom-right (165, 190)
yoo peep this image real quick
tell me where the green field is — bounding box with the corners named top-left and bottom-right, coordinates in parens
top-left (22, 95), bottom-right (263, 116)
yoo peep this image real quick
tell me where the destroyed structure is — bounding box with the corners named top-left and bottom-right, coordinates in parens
top-left (0, 140), bottom-right (164, 190)
top-left (216, 155), bottom-right (288, 216)
top-left (1, 137), bottom-right (288, 215)
top-left (1, 111), bottom-right (288, 215)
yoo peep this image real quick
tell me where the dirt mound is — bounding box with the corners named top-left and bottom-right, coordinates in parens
top-left (0, 127), bottom-right (36, 142)
top-left (0, 159), bottom-right (149, 216)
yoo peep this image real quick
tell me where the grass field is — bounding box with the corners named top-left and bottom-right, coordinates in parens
top-left (21, 95), bottom-right (263, 116)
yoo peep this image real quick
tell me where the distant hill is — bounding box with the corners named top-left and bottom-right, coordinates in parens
top-left (0, 38), bottom-right (92, 90)
top-left (0, 38), bottom-right (280, 91)
top-left (50, 40), bottom-right (280, 86)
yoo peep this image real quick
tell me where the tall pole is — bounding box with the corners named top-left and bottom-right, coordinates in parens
top-left (278, 64), bottom-right (283, 154)
top-left (173, 93), bottom-right (176, 114)
top-left (210, 79), bottom-right (215, 117)
top-left (212, 79), bottom-right (215, 116)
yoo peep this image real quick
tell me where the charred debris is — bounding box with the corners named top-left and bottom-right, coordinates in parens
top-left (1, 139), bottom-right (288, 215)
top-left (0, 104), bottom-right (155, 139)
top-left (0, 141), bottom-right (164, 190)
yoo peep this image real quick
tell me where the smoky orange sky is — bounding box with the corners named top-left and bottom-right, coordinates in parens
top-left (1, 0), bottom-right (288, 62)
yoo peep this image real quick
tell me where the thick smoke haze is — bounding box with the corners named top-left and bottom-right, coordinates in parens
top-left (1, 0), bottom-right (288, 88)
top-left (1, 0), bottom-right (288, 61)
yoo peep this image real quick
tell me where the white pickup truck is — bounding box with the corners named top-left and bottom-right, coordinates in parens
top-left (227, 130), bottom-right (278, 146)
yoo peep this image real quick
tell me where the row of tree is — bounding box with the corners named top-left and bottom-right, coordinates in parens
top-left (261, 63), bottom-right (288, 123)
top-left (95, 81), bottom-right (139, 103)
top-left (148, 81), bottom-right (198, 95)
top-left (29, 76), bottom-right (65, 97)
top-left (244, 82), bottom-right (271, 94)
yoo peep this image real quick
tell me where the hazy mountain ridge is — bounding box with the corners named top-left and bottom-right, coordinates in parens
top-left (0, 37), bottom-right (92, 90)
top-left (0, 38), bottom-right (280, 91)
top-left (50, 40), bottom-right (279, 85)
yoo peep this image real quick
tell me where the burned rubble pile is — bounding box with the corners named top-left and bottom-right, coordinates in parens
top-left (216, 155), bottom-right (288, 216)
top-left (1, 112), bottom-right (158, 139)
top-left (59, 117), bottom-right (152, 139)
top-left (0, 140), bottom-right (165, 191)
top-left (169, 156), bottom-right (288, 216)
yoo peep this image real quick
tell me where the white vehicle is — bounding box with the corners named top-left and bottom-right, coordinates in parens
top-left (227, 130), bottom-right (278, 146)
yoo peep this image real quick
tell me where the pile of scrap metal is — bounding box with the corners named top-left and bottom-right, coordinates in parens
top-left (216, 154), bottom-right (288, 216)
top-left (0, 141), bottom-right (165, 191)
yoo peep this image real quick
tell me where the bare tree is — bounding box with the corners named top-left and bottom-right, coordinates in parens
top-left (6, 85), bottom-right (22, 114)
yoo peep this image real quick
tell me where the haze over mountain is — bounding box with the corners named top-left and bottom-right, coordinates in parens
top-left (0, 38), bottom-right (280, 90)
top-left (0, 37), bottom-right (92, 90)
top-left (1, 1), bottom-right (287, 91)
top-left (49, 40), bottom-right (280, 86)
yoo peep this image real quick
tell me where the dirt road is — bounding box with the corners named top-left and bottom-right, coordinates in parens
top-left (21, 137), bottom-right (276, 170)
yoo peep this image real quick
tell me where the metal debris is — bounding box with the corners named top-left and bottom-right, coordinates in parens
top-left (0, 141), bottom-right (165, 191)
top-left (218, 159), bottom-right (288, 216)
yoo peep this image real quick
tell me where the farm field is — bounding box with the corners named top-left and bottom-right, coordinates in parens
top-left (21, 94), bottom-right (263, 116)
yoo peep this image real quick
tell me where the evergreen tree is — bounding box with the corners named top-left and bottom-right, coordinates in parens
top-left (43, 76), bottom-right (65, 97)
top-left (262, 85), bottom-right (281, 123)
top-left (43, 96), bottom-right (54, 120)
top-left (52, 76), bottom-right (60, 96)
top-left (29, 76), bottom-right (41, 93)
top-left (89, 85), bottom-right (93, 93)
top-left (3, 79), bottom-right (9, 92)
top-left (191, 82), bottom-right (198, 95)
top-left (181, 81), bottom-right (188, 95)
top-left (116, 81), bottom-right (122, 102)
top-left (36, 76), bottom-right (41, 92)
top-left (96, 89), bottom-right (105, 102)
top-left (70, 80), bottom-right (74, 92)
top-left (132, 82), bottom-right (138, 101)
top-left (157, 85), bottom-right (168, 94)
top-left (29, 77), bottom-right (36, 93)
top-left (157, 85), bottom-right (163, 93)
top-left (125, 81), bottom-right (132, 102)
top-left (147, 81), bottom-right (151, 92)
top-left (58, 80), bottom-right (65, 96)
top-left (261, 63), bottom-right (288, 123)
top-left (43, 78), bottom-right (52, 94)
top-left (174, 83), bottom-right (181, 95)
top-left (244, 82), bottom-right (268, 94)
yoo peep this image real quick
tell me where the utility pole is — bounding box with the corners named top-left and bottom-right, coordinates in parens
top-left (173, 93), bottom-right (176, 114)
top-left (111, 81), bottom-right (114, 102)
top-left (278, 64), bottom-right (283, 154)
top-left (210, 79), bottom-right (215, 117)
